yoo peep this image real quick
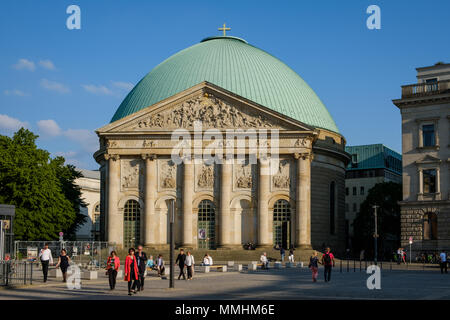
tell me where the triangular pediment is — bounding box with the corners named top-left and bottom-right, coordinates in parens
top-left (415, 154), bottom-right (442, 164)
top-left (97, 82), bottom-right (315, 134)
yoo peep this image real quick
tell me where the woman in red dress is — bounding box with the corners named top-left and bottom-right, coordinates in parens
top-left (124, 248), bottom-right (139, 295)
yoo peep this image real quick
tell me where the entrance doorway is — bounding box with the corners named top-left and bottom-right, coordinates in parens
top-left (273, 199), bottom-right (291, 249)
top-left (197, 200), bottom-right (216, 249)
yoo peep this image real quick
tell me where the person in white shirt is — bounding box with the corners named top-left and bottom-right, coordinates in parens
top-left (202, 254), bottom-right (210, 266)
top-left (185, 251), bottom-right (195, 280)
top-left (440, 251), bottom-right (448, 274)
top-left (38, 243), bottom-right (53, 282)
top-left (260, 252), bottom-right (269, 269)
top-left (207, 254), bottom-right (213, 266)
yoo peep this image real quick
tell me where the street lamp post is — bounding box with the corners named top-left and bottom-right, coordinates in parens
top-left (372, 205), bottom-right (379, 265)
top-left (169, 199), bottom-right (175, 289)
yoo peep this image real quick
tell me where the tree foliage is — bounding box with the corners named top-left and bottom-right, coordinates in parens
top-left (352, 181), bottom-right (402, 259)
top-left (0, 128), bottom-right (86, 240)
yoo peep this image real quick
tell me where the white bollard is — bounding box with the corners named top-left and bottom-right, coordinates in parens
top-left (297, 262), bottom-right (304, 268)
top-left (236, 264), bottom-right (243, 271)
top-left (248, 263), bottom-right (257, 271)
top-left (49, 268), bottom-right (63, 278)
top-left (227, 261), bottom-right (235, 267)
top-left (220, 265), bottom-right (227, 272)
top-left (116, 270), bottom-right (123, 278)
top-left (81, 270), bottom-right (98, 280)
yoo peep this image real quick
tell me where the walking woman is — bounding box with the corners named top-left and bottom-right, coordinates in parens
top-left (55, 249), bottom-right (71, 283)
top-left (106, 250), bottom-right (120, 290)
top-left (309, 251), bottom-right (319, 282)
top-left (185, 251), bottom-right (195, 280)
top-left (124, 248), bottom-right (139, 295)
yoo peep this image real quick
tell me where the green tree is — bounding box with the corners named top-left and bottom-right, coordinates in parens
top-left (0, 128), bottom-right (86, 240)
top-left (352, 181), bottom-right (402, 260)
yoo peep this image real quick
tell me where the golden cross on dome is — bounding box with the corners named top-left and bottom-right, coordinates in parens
top-left (218, 23), bottom-right (231, 36)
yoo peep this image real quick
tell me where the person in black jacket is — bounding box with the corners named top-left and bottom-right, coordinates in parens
top-left (135, 245), bottom-right (148, 291)
top-left (175, 249), bottom-right (186, 280)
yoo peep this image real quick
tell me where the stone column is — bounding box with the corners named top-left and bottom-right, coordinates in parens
top-left (218, 160), bottom-right (232, 248)
top-left (106, 154), bottom-right (121, 246)
top-left (182, 160), bottom-right (194, 247)
top-left (143, 154), bottom-right (157, 247)
top-left (295, 152), bottom-right (312, 249)
top-left (257, 157), bottom-right (271, 248)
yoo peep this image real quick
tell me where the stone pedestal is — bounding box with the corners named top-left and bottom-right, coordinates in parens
top-left (81, 270), bottom-right (98, 280)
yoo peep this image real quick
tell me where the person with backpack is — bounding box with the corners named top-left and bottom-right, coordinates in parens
top-left (321, 247), bottom-right (335, 282)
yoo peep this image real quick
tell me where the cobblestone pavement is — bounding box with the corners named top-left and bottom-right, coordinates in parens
top-left (1, 267), bottom-right (449, 300)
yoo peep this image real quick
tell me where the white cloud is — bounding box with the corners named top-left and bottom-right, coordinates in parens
top-left (0, 114), bottom-right (29, 135)
top-left (4, 89), bottom-right (29, 97)
top-left (64, 129), bottom-right (98, 153)
top-left (112, 81), bottom-right (134, 91)
top-left (12, 58), bottom-right (35, 71)
top-left (39, 59), bottom-right (56, 70)
top-left (81, 84), bottom-right (113, 95)
top-left (40, 78), bottom-right (70, 94)
top-left (37, 119), bottom-right (62, 136)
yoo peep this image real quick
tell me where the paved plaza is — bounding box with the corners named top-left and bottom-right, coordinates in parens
top-left (1, 266), bottom-right (449, 300)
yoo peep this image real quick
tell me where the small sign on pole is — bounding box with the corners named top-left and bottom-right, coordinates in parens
top-left (59, 232), bottom-right (64, 242)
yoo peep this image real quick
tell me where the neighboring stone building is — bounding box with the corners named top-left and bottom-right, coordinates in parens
top-left (94, 35), bottom-right (350, 253)
top-left (344, 144), bottom-right (402, 244)
top-left (393, 62), bottom-right (450, 255)
top-left (74, 169), bottom-right (101, 241)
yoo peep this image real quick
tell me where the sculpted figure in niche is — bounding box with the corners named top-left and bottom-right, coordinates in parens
top-left (197, 165), bottom-right (214, 188)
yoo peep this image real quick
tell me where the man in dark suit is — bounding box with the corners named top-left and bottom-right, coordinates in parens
top-left (175, 249), bottom-right (187, 280)
top-left (135, 245), bottom-right (148, 291)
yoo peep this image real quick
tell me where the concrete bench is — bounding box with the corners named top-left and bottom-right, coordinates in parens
top-left (274, 262), bottom-right (282, 269)
top-left (285, 262), bottom-right (294, 268)
top-left (117, 270), bottom-right (123, 278)
top-left (49, 268), bottom-right (63, 278)
top-left (248, 263), bottom-right (257, 271)
top-left (235, 264), bottom-right (243, 271)
top-left (297, 262), bottom-right (304, 268)
top-left (198, 266), bottom-right (210, 273)
top-left (227, 261), bottom-right (234, 267)
top-left (81, 270), bottom-right (98, 280)
top-left (209, 265), bottom-right (227, 272)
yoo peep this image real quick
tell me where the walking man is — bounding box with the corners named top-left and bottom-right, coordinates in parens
top-left (185, 251), bottom-right (195, 280)
top-left (440, 251), bottom-right (448, 274)
top-left (135, 245), bottom-right (148, 291)
top-left (38, 243), bottom-right (53, 283)
top-left (175, 249), bottom-right (186, 280)
top-left (321, 247), bottom-right (335, 282)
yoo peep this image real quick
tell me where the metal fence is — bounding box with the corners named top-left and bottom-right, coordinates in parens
top-left (14, 241), bottom-right (115, 270)
top-left (335, 258), bottom-right (443, 273)
top-left (0, 260), bottom-right (33, 286)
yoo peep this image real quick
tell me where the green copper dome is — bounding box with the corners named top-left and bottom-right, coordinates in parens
top-left (111, 36), bottom-right (339, 133)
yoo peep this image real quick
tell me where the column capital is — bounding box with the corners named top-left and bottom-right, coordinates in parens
top-left (104, 153), bottom-right (120, 161)
top-left (294, 152), bottom-right (312, 161)
top-left (141, 153), bottom-right (157, 161)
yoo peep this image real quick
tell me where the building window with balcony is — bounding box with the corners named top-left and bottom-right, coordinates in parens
top-left (360, 186), bottom-right (365, 195)
top-left (422, 124), bottom-right (435, 147)
top-left (423, 169), bottom-right (436, 194)
top-left (423, 212), bottom-right (437, 240)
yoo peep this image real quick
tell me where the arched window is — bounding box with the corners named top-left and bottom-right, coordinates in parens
top-left (197, 200), bottom-right (216, 249)
top-left (423, 212), bottom-right (438, 240)
top-left (330, 181), bottom-right (336, 235)
top-left (273, 199), bottom-right (291, 249)
top-left (123, 200), bottom-right (141, 247)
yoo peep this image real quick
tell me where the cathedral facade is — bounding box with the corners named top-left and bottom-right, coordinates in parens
top-left (94, 36), bottom-right (349, 253)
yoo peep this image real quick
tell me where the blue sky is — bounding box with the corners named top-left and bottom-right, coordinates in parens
top-left (1, 0), bottom-right (449, 169)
